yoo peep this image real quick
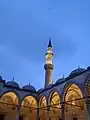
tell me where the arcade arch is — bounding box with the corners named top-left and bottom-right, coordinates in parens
top-left (63, 84), bottom-right (87, 120)
top-left (21, 96), bottom-right (37, 120)
top-left (48, 90), bottom-right (61, 120)
top-left (0, 92), bottom-right (19, 120)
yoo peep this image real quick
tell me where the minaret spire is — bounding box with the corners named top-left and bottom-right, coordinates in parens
top-left (44, 37), bottom-right (54, 88)
top-left (48, 37), bottom-right (52, 48)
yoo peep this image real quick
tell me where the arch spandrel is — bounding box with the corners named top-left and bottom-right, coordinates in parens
top-left (39, 93), bottom-right (48, 102)
top-left (21, 93), bottom-right (38, 104)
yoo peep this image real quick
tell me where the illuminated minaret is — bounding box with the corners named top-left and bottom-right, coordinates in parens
top-left (44, 38), bottom-right (54, 88)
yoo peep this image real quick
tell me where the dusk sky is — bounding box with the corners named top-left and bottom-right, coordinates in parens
top-left (0, 0), bottom-right (90, 90)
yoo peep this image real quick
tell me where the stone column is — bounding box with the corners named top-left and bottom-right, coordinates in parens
top-left (46, 98), bottom-right (50, 120)
top-left (16, 106), bottom-right (20, 120)
top-left (47, 106), bottom-right (50, 120)
top-left (37, 108), bottom-right (40, 120)
top-left (61, 104), bottom-right (65, 120)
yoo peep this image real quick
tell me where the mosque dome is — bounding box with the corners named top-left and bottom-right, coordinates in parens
top-left (22, 84), bottom-right (36, 92)
top-left (69, 68), bottom-right (86, 77)
top-left (55, 78), bottom-right (65, 84)
top-left (6, 81), bottom-right (19, 88)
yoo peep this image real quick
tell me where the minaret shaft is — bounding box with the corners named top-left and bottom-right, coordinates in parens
top-left (44, 38), bottom-right (53, 88)
top-left (44, 64), bottom-right (53, 87)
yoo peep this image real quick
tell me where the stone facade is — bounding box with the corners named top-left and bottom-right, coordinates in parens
top-left (0, 67), bottom-right (90, 120)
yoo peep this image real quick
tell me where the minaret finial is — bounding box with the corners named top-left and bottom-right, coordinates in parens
top-left (29, 81), bottom-right (30, 86)
top-left (48, 37), bottom-right (52, 48)
top-left (63, 74), bottom-right (64, 78)
top-left (12, 77), bottom-right (14, 82)
top-left (78, 65), bottom-right (80, 69)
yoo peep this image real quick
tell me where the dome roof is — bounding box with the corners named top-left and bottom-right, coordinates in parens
top-left (55, 78), bottom-right (65, 84)
top-left (22, 84), bottom-right (36, 92)
top-left (69, 68), bottom-right (86, 77)
top-left (6, 81), bottom-right (19, 88)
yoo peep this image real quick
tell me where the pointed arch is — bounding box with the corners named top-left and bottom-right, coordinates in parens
top-left (39, 95), bottom-right (47, 108)
top-left (63, 83), bottom-right (88, 120)
top-left (21, 95), bottom-right (37, 120)
top-left (0, 92), bottom-right (19, 111)
top-left (48, 89), bottom-right (62, 120)
top-left (48, 88), bottom-right (60, 103)
top-left (62, 81), bottom-right (84, 102)
top-left (0, 92), bottom-right (19, 120)
top-left (0, 90), bottom-right (20, 103)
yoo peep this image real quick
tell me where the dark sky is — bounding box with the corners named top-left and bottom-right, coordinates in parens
top-left (0, 0), bottom-right (90, 90)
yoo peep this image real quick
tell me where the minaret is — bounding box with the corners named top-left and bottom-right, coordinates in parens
top-left (44, 38), bottom-right (54, 88)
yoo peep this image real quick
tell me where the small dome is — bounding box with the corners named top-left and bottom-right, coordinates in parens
top-left (55, 78), bottom-right (65, 84)
top-left (6, 81), bottom-right (19, 88)
top-left (22, 85), bottom-right (36, 92)
top-left (69, 68), bottom-right (86, 77)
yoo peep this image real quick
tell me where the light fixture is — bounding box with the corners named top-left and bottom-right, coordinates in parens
top-left (72, 101), bottom-right (75, 105)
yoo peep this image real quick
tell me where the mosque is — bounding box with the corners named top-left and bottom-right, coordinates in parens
top-left (0, 39), bottom-right (90, 120)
